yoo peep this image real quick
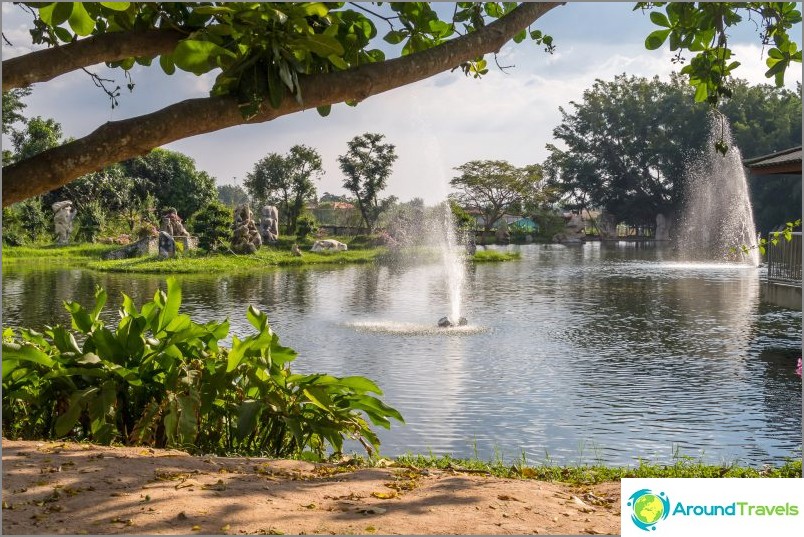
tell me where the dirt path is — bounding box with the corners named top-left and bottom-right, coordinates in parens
top-left (2, 439), bottom-right (621, 535)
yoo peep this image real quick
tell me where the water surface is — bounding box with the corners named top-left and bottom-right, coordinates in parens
top-left (3, 242), bottom-right (801, 466)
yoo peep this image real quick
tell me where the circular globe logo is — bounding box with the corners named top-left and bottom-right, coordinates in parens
top-left (627, 489), bottom-right (670, 531)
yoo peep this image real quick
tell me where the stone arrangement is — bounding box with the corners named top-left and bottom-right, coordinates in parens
top-left (232, 203), bottom-right (262, 254)
top-left (259, 205), bottom-right (280, 244)
top-left (160, 208), bottom-right (190, 237)
top-left (52, 200), bottom-right (77, 245)
top-left (158, 231), bottom-right (176, 258)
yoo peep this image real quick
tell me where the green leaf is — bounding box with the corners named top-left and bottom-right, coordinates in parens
top-left (693, 82), bottom-right (708, 102)
top-left (173, 39), bottom-right (235, 75)
top-left (53, 26), bottom-right (74, 43)
top-left (236, 399), bottom-right (262, 440)
top-left (40, 2), bottom-right (74, 27)
top-left (55, 387), bottom-right (99, 437)
top-left (383, 30), bottom-right (406, 45)
top-left (68, 2), bottom-right (95, 36)
top-left (1, 342), bottom-right (54, 369)
top-left (246, 305), bottom-right (267, 331)
top-left (304, 34), bottom-right (345, 57)
top-left (645, 29), bottom-right (671, 50)
top-left (100, 2), bottom-right (130, 11)
top-left (160, 53), bottom-right (175, 75)
top-left (157, 277), bottom-right (182, 332)
top-left (301, 2), bottom-right (329, 17)
top-left (316, 104), bottom-right (332, 117)
top-left (650, 11), bottom-right (671, 28)
top-left (337, 376), bottom-right (382, 394)
top-left (65, 301), bottom-right (94, 333)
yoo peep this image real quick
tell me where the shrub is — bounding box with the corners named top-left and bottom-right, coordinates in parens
top-left (295, 213), bottom-right (318, 240)
top-left (190, 201), bottom-right (233, 252)
top-left (74, 200), bottom-right (106, 243)
top-left (2, 278), bottom-right (403, 458)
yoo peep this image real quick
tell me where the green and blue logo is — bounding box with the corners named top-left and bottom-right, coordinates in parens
top-left (628, 489), bottom-right (671, 531)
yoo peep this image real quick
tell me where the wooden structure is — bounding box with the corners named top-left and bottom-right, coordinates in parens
top-left (743, 146), bottom-right (802, 310)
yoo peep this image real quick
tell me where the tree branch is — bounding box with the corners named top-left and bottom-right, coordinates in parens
top-left (2, 2), bottom-right (562, 206)
top-left (2, 28), bottom-right (184, 91)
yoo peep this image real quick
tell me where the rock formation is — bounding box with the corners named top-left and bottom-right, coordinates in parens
top-left (160, 208), bottom-right (189, 237)
top-left (259, 205), bottom-right (280, 244)
top-left (52, 200), bottom-right (77, 245)
top-left (232, 204), bottom-right (262, 254)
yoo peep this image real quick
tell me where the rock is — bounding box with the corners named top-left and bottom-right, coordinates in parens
top-left (438, 317), bottom-right (468, 328)
top-left (232, 204), bottom-right (262, 254)
top-left (259, 205), bottom-right (280, 244)
top-left (52, 200), bottom-right (77, 245)
top-left (160, 209), bottom-right (189, 237)
top-left (311, 239), bottom-right (348, 252)
top-left (158, 231), bottom-right (176, 259)
top-left (291, 244), bottom-right (302, 257)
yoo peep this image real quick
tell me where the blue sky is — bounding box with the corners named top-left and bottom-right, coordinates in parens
top-left (2, 2), bottom-right (802, 205)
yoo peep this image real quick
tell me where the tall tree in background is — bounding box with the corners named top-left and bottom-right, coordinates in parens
top-left (450, 160), bottom-right (542, 232)
top-left (545, 74), bottom-right (711, 226)
top-left (2, 2), bottom-right (799, 205)
top-left (217, 184), bottom-right (250, 207)
top-left (245, 144), bottom-right (323, 233)
top-left (545, 73), bottom-right (801, 233)
top-left (338, 133), bottom-right (398, 232)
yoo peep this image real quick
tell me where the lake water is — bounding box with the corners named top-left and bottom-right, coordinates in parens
top-left (3, 242), bottom-right (801, 466)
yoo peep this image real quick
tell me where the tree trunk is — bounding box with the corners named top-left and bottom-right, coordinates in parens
top-left (2, 2), bottom-right (562, 206)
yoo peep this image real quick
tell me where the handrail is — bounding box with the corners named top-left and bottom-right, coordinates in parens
top-left (767, 231), bottom-right (802, 285)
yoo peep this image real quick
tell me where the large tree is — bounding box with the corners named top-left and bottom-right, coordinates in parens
top-left (245, 144), bottom-right (323, 232)
top-left (545, 74), bottom-right (710, 226)
top-left (1, 2), bottom-right (800, 206)
top-left (545, 73), bottom-right (801, 230)
top-left (120, 148), bottom-right (216, 219)
top-left (450, 160), bottom-right (541, 232)
top-left (337, 132), bottom-right (398, 231)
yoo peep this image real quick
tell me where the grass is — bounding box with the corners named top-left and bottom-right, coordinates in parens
top-left (472, 250), bottom-right (521, 263)
top-left (390, 452), bottom-right (802, 485)
top-left (2, 243), bottom-right (119, 264)
top-left (4, 241), bottom-right (520, 273)
top-left (86, 247), bottom-right (385, 274)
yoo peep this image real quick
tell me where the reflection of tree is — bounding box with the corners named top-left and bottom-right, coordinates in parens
top-left (348, 265), bottom-right (389, 315)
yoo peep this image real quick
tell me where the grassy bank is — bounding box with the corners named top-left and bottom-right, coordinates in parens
top-left (3, 242), bottom-right (520, 273)
top-left (391, 453), bottom-right (802, 484)
top-left (472, 250), bottom-right (522, 263)
top-left (1, 243), bottom-right (119, 264)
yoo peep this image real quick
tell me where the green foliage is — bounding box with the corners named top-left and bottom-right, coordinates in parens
top-left (21, 3), bottom-right (554, 118)
top-left (545, 73), bottom-right (801, 229)
top-left (338, 133), bottom-right (398, 232)
top-left (449, 160), bottom-right (541, 232)
top-left (472, 250), bottom-right (521, 263)
top-left (245, 145), bottom-right (323, 233)
top-left (2, 87), bottom-right (32, 136)
top-left (217, 184), bottom-right (250, 207)
top-left (529, 208), bottom-right (566, 240)
top-left (295, 213), bottom-right (318, 240)
top-left (121, 148), bottom-right (216, 220)
top-left (191, 201), bottom-right (233, 252)
top-left (2, 278), bottom-right (403, 457)
top-left (449, 200), bottom-right (475, 230)
top-left (2, 197), bottom-right (50, 246)
top-left (638, 2), bottom-right (802, 107)
top-left (9, 116), bottom-right (63, 163)
top-left (74, 199), bottom-right (106, 243)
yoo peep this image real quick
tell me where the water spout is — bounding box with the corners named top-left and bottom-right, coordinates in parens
top-left (677, 113), bottom-right (761, 266)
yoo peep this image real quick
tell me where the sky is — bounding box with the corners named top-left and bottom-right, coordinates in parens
top-left (2, 2), bottom-right (802, 205)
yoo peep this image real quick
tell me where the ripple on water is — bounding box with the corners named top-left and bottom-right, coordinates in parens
top-left (345, 321), bottom-right (489, 336)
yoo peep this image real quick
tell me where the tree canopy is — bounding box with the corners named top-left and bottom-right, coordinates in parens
top-left (1, 1), bottom-right (800, 206)
top-left (245, 144), bottom-right (323, 232)
top-left (544, 73), bottom-right (801, 231)
top-left (449, 160), bottom-right (542, 231)
top-left (338, 132), bottom-right (398, 231)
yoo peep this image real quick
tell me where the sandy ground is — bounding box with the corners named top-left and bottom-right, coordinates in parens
top-left (2, 439), bottom-right (621, 535)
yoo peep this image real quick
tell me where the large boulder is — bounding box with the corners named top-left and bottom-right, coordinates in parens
top-left (232, 203), bottom-right (262, 254)
top-left (311, 239), bottom-right (348, 252)
top-left (52, 200), bottom-right (77, 245)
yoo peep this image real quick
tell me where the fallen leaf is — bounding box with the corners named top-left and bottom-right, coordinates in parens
top-left (221, 524), bottom-right (231, 532)
top-left (191, 525), bottom-right (201, 531)
top-left (371, 491), bottom-right (397, 500)
top-left (301, 503), bottom-right (316, 509)
top-left (201, 479), bottom-right (227, 491)
top-left (498, 494), bottom-right (521, 502)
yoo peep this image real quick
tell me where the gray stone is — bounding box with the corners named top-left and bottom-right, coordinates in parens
top-left (259, 205), bottom-right (280, 243)
top-left (158, 231), bottom-right (176, 258)
top-left (52, 200), bottom-right (77, 245)
top-left (232, 203), bottom-right (262, 254)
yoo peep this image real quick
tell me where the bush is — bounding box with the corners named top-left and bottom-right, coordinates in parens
top-left (2, 278), bottom-right (403, 458)
top-left (295, 213), bottom-right (318, 239)
top-left (74, 200), bottom-right (106, 243)
top-left (190, 201), bottom-right (233, 252)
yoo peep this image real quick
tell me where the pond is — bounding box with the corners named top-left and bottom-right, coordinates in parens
top-left (3, 242), bottom-right (801, 467)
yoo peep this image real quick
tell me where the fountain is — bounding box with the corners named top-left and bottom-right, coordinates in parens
top-left (431, 202), bottom-right (468, 327)
top-left (677, 113), bottom-right (761, 266)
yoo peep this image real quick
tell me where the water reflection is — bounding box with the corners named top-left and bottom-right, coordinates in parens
top-left (2, 243), bottom-right (800, 466)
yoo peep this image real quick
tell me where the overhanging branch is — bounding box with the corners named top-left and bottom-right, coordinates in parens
top-left (2, 2), bottom-right (562, 206)
top-left (2, 29), bottom-right (184, 91)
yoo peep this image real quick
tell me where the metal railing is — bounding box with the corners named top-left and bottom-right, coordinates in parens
top-left (767, 232), bottom-right (802, 285)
